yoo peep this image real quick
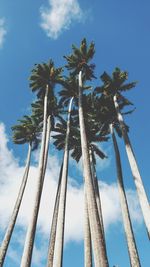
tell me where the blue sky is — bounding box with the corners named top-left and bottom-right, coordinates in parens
top-left (0, 0), bottom-right (150, 266)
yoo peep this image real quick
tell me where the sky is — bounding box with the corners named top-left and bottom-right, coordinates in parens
top-left (0, 0), bottom-right (150, 266)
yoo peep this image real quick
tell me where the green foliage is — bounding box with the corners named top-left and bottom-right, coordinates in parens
top-left (29, 60), bottom-right (63, 98)
top-left (58, 74), bottom-right (92, 108)
top-left (27, 39), bottom-right (137, 161)
top-left (12, 115), bottom-right (42, 151)
top-left (53, 93), bottom-right (109, 163)
top-left (94, 67), bottom-right (136, 137)
top-left (64, 38), bottom-right (96, 80)
top-left (58, 75), bottom-right (79, 107)
top-left (31, 94), bottom-right (62, 129)
top-left (96, 67), bottom-right (137, 97)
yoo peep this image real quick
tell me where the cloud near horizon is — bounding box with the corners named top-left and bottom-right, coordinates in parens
top-left (40, 0), bottom-right (84, 39)
top-left (0, 18), bottom-right (7, 48)
top-left (0, 122), bottom-right (143, 266)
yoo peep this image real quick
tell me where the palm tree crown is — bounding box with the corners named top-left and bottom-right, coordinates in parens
top-left (12, 115), bottom-right (41, 150)
top-left (29, 60), bottom-right (63, 98)
top-left (64, 38), bottom-right (96, 81)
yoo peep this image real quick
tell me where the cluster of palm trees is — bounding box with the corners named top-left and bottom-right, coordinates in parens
top-left (0, 38), bottom-right (149, 267)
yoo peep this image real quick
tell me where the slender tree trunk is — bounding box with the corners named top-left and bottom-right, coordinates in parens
top-left (20, 85), bottom-right (49, 267)
top-left (78, 71), bottom-right (109, 267)
top-left (89, 149), bottom-right (105, 237)
top-left (46, 163), bottom-right (63, 267)
top-left (42, 115), bottom-right (52, 183)
top-left (0, 143), bottom-right (32, 267)
top-left (114, 95), bottom-right (150, 239)
top-left (54, 97), bottom-right (74, 267)
top-left (84, 187), bottom-right (92, 267)
top-left (110, 124), bottom-right (141, 267)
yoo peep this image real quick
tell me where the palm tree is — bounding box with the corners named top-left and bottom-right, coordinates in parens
top-left (87, 91), bottom-right (141, 266)
top-left (64, 39), bottom-right (109, 267)
top-left (52, 94), bottom-right (109, 267)
top-left (72, 137), bottom-right (107, 267)
top-left (110, 123), bottom-right (141, 267)
top-left (47, 97), bottom-right (74, 267)
top-left (0, 115), bottom-right (41, 266)
top-left (71, 126), bottom-right (108, 267)
top-left (52, 118), bottom-right (93, 267)
top-left (20, 61), bottom-right (63, 267)
top-left (70, 98), bottom-right (108, 240)
top-left (96, 68), bottom-right (150, 238)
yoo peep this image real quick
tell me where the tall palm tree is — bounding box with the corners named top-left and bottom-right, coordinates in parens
top-left (31, 98), bottom-right (64, 267)
top-left (46, 74), bottom-right (80, 267)
top-left (0, 115), bottom-right (41, 266)
top-left (47, 97), bottom-right (74, 267)
top-left (64, 39), bottom-right (109, 267)
top-left (20, 61), bottom-right (63, 267)
top-left (53, 116), bottom-right (94, 267)
top-left (110, 123), bottom-right (141, 267)
top-left (52, 94), bottom-right (109, 267)
top-left (96, 68), bottom-right (150, 238)
top-left (87, 91), bottom-right (141, 266)
top-left (72, 134), bottom-right (107, 267)
top-left (71, 126), bottom-right (107, 267)
top-left (52, 118), bottom-right (93, 267)
top-left (70, 97), bottom-right (108, 239)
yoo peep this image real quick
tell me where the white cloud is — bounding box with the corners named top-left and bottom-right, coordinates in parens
top-left (0, 122), bottom-right (143, 265)
top-left (40, 0), bottom-right (84, 39)
top-left (0, 18), bottom-right (7, 48)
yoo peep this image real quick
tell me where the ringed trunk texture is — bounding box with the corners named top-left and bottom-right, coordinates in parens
top-left (54, 97), bottom-right (74, 267)
top-left (46, 163), bottom-right (63, 267)
top-left (78, 71), bottom-right (109, 267)
top-left (110, 124), bottom-right (141, 267)
top-left (114, 95), bottom-right (150, 239)
top-left (20, 85), bottom-right (49, 267)
top-left (0, 143), bottom-right (32, 266)
top-left (89, 149), bottom-right (105, 238)
top-left (84, 187), bottom-right (92, 267)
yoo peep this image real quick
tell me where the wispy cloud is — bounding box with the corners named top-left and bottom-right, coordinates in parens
top-left (0, 18), bottom-right (7, 48)
top-left (0, 122), bottom-right (143, 266)
top-left (40, 0), bottom-right (84, 39)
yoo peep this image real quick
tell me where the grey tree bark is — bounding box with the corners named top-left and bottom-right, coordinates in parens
top-left (54, 97), bottom-right (74, 267)
top-left (110, 124), bottom-right (141, 267)
top-left (20, 85), bottom-right (49, 267)
top-left (84, 187), bottom-right (92, 267)
top-left (89, 149), bottom-right (105, 237)
top-left (0, 143), bottom-right (32, 267)
top-left (78, 71), bottom-right (109, 267)
top-left (46, 163), bottom-right (63, 267)
top-left (42, 114), bottom-right (52, 183)
top-left (114, 95), bottom-right (150, 239)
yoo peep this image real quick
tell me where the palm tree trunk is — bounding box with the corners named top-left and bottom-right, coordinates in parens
top-left (110, 123), bottom-right (141, 267)
top-left (114, 95), bottom-right (150, 239)
top-left (54, 97), bottom-right (74, 267)
top-left (84, 187), bottom-right (92, 267)
top-left (0, 142), bottom-right (32, 266)
top-left (46, 163), bottom-right (63, 267)
top-left (78, 71), bottom-right (109, 267)
top-left (89, 149), bottom-right (105, 237)
top-left (42, 115), bottom-right (52, 182)
top-left (20, 85), bottom-right (49, 267)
